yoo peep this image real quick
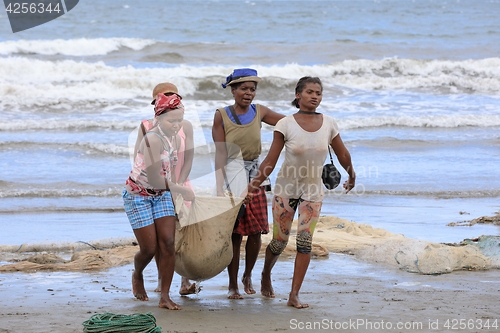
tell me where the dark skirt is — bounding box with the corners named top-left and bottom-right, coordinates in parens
top-left (233, 187), bottom-right (269, 236)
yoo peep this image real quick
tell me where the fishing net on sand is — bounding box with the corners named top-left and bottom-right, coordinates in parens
top-left (381, 240), bottom-right (489, 274)
top-left (464, 235), bottom-right (500, 267)
top-left (298, 216), bottom-right (493, 275)
top-left (1, 212), bottom-right (496, 276)
top-left (0, 245), bottom-right (138, 272)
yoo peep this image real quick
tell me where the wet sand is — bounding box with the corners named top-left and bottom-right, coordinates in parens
top-left (1, 253), bottom-right (499, 333)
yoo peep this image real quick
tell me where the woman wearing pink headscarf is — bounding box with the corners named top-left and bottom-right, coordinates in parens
top-left (134, 83), bottom-right (197, 296)
top-left (123, 93), bottom-right (194, 310)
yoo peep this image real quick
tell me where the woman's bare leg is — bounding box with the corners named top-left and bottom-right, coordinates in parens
top-left (154, 249), bottom-right (161, 292)
top-left (262, 196), bottom-right (295, 298)
top-left (155, 215), bottom-right (182, 310)
top-left (227, 233), bottom-right (243, 299)
top-left (242, 233), bottom-right (261, 294)
top-left (131, 224), bottom-right (158, 301)
top-left (287, 252), bottom-right (311, 308)
top-left (287, 200), bottom-right (320, 308)
top-left (179, 277), bottom-right (198, 295)
top-left (261, 246), bottom-right (280, 298)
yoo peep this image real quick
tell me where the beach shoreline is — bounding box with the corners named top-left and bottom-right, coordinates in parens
top-left (1, 254), bottom-right (499, 333)
top-left (1, 215), bottom-right (499, 332)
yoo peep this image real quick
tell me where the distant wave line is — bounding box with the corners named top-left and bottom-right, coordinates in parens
top-left (333, 189), bottom-right (500, 198)
top-left (0, 37), bottom-right (156, 56)
top-left (0, 189), bottom-right (122, 198)
top-left (0, 207), bottom-right (125, 214)
top-left (0, 140), bottom-right (129, 155)
top-left (2, 188), bottom-right (499, 199)
top-left (0, 140), bottom-right (215, 156)
top-left (0, 119), bottom-right (138, 131)
top-left (337, 114), bottom-right (500, 129)
top-left (201, 115), bottom-right (500, 130)
top-left (1, 114), bottom-right (499, 133)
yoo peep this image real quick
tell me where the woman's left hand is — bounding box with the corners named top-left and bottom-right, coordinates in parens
top-left (343, 176), bottom-right (355, 193)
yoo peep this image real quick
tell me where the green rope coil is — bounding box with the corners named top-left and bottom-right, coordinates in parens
top-left (82, 312), bottom-right (161, 333)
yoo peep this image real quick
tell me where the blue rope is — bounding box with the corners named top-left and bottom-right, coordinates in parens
top-left (78, 241), bottom-right (104, 251)
top-left (327, 223), bottom-right (345, 230)
top-left (11, 244), bottom-right (23, 253)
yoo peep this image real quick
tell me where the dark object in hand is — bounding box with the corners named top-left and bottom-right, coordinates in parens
top-left (322, 164), bottom-right (341, 190)
top-left (233, 204), bottom-right (246, 230)
top-left (237, 203), bottom-right (246, 219)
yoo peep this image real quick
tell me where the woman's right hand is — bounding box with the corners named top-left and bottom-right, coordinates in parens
top-left (242, 192), bottom-right (253, 205)
top-left (242, 185), bottom-right (255, 204)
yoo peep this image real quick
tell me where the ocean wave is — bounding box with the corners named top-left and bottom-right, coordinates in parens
top-left (0, 119), bottom-right (138, 131)
top-left (0, 114), bottom-right (498, 133)
top-left (0, 38), bottom-right (156, 56)
top-left (203, 114), bottom-right (500, 130)
top-left (0, 140), bottom-right (130, 155)
top-left (0, 206), bottom-right (125, 214)
top-left (338, 114), bottom-right (500, 129)
top-left (328, 189), bottom-right (500, 199)
top-left (1, 187), bottom-right (498, 201)
top-left (0, 188), bottom-right (122, 198)
top-left (1, 57), bottom-right (500, 107)
top-left (0, 139), bottom-right (215, 157)
top-left (258, 58), bottom-right (500, 94)
top-left (347, 137), bottom-right (450, 148)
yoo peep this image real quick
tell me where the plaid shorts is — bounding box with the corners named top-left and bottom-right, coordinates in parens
top-left (122, 189), bottom-right (175, 229)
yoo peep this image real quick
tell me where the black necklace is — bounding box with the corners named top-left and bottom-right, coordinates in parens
top-left (297, 110), bottom-right (320, 115)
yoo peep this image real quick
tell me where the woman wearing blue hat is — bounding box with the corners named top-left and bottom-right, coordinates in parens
top-left (212, 68), bottom-right (284, 299)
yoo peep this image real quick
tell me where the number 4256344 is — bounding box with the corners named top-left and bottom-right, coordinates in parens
top-left (444, 319), bottom-right (498, 330)
top-left (5, 2), bottom-right (61, 14)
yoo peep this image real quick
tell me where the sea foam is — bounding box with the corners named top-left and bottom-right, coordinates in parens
top-left (0, 38), bottom-right (156, 56)
top-left (1, 56), bottom-right (499, 107)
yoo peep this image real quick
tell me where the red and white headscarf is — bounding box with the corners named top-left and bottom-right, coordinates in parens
top-left (154, 93), bottom-right (184, 118)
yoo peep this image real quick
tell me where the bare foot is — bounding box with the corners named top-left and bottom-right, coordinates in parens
top-left (159, 295), bottom-right (182, 310)
top-left (132, 270), bottom-right (148, 301)
top-left (227, 287), bottom-right (244, 299)
top-left (242, 275), bottom-right (256, 294)
top-left (179, 282), bottom-right (200, 296)
top-left (287, 292), bottom-right (308, 309)
top-left (260, 272), bottom-right (275, 298)
top-left (154, 278), bottom-right (161, 293)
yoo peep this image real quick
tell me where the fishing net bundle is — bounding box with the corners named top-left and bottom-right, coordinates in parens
top-left (304, 216), bottom-right (494, 275)
top-left (357, 238), bottom-right (491, 275)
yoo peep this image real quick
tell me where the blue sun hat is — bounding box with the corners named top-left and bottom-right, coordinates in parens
top-left (222, 68), bottom-right (261, 88)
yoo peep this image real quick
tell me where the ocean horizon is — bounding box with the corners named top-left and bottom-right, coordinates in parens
top-left (0, 0), bottom-right (499, 249)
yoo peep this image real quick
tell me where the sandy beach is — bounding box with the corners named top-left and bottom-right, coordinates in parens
top-left (2, 255), bottom-right (499, 333)
top-left (2, 1), bottom-right (500, 332)
top-left (1, 215), bottom-right (499, 333)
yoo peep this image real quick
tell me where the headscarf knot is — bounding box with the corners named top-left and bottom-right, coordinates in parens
top-left (154, 93), bottom-right (184, 118)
